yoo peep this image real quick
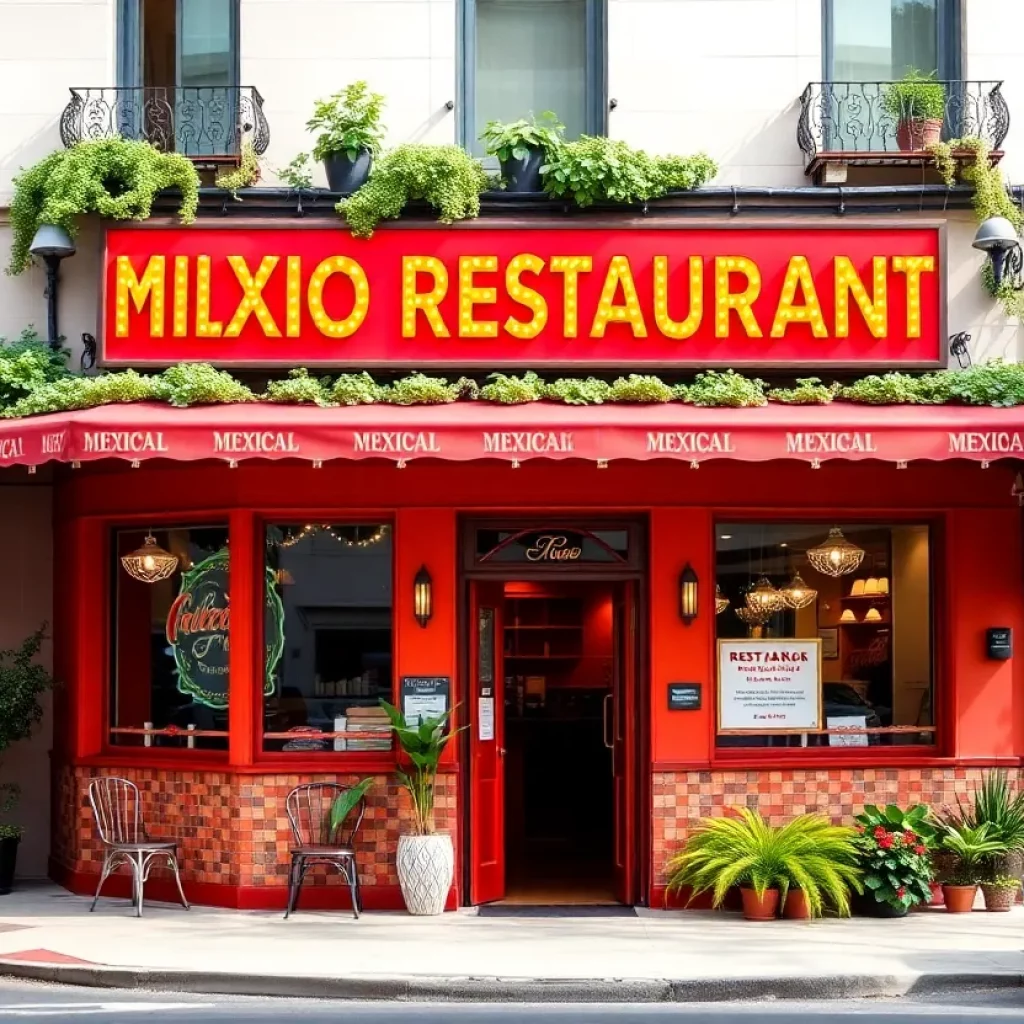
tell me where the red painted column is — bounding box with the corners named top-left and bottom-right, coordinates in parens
top-left (228, 510), bottom-right (257, 767)
top-left (70, 517), bottom-right (106, 760)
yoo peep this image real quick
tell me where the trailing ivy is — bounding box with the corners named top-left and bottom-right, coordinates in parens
top-left (215, 139), bottom-right (261, 198)
top-left (8, 138), bottom-right (200, 275)
top-left (338, 144), bottom-right (489, 237)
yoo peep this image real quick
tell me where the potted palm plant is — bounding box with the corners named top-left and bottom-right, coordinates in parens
top-left (666, 808), bottom-right (861, 921)
top-left (381, 701), bottom-right (463, 915)
top-left (0, 626), bottom-right (55, 894)
top-left (853, 804), bottom-right (935, 917)
top-left (307, 81), bottom-right (386, 193)
top-left (937, 822), bottom-right (1006, 913)
top-left (881, 69), bottom-right (946, 151)
top-left (481, 111), bottom-right (564, 193)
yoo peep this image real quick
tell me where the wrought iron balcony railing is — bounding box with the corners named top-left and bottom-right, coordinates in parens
top-left (60, 86), bottom-right (270, 160)
top-left (798, 80), bottom-right (1009, 171)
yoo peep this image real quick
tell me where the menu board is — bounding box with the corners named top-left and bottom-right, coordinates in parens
top-left (717, 639), bottom-right (822, 732)
top-left (400, 676), bottom-right (450, 726)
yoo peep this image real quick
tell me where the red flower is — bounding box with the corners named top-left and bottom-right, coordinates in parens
top-left (873, 826), bottom-right (887, 839)
top-left (855, 825), bottom-right (865, 833)
top-left (914, 845), bottom-right (926, 856)
top-left (879, 834), bottom-right (894, 849)
top-left (903, 831), bottom-right (916, 844)
top-left (897, 886), bottom-right (907, 899)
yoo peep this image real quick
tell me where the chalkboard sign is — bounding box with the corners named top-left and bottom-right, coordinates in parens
top-left (667, 683), bottom-right (701, 711)
top-left (401, 676), bottom-right (451, 725)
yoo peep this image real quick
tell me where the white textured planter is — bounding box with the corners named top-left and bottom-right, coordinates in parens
top-left (396, 833), bottom-right (454, 916)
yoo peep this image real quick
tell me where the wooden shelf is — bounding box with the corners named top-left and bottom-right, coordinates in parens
top-left (839, 620), bottom-right (890, 627)
top-left (839, 594), bottom-right (890, 602)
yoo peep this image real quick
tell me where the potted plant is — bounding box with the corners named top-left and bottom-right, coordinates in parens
top-left (0, 626), bottom-right (55, 894)
top-left (881, 69), bottom-right (946, 151)
top-left (666, 808), bottom-right (861, 922)
top-left (937, 822), bottom-right (1006, 913)
top-left (307, 81), bottom-right (386, 193)
top-left (853, 804), bottom-right (934, 917)
top-left (481, 111), bottom-right (564, 193)
top-left (980, 874), bottom-right (1021, 912)
top-left (381, 701), bottom-right (463, 915)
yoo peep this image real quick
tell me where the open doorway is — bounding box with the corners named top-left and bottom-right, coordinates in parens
top-left (502, 581), bottom-right (616, 904)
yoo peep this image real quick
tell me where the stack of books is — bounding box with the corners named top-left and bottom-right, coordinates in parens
top-left (345, 706), bottom-right (392, 751)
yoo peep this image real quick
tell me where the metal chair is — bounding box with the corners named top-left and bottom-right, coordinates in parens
top-left (87, 777), bottom-right (189, 918)
top-left (284, 782), bottom-right (366, 919)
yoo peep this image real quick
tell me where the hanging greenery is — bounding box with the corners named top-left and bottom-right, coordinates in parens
top-left (8, 138), bottom-right (200, 275)
top-left (337, 144), bottom-right (489, 237)
top-left (215, 139), bottom-right (261, 198)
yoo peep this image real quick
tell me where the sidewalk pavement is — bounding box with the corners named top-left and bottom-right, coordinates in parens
top-left (0, 884), bottom-right (1020, 1003)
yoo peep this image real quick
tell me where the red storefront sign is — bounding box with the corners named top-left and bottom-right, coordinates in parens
top-left (102, 225), bottom-right (944, 368)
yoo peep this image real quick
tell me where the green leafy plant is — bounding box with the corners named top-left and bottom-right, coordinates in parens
top-left (0, 626), bottom-right (56, 839)
top-left (0, 329), bottom-right (70, 408)
top-left (307, 82), bottom-right (386, 162)
top-left (386, 374), bottom-right (477, 405)
top-left (278, 152), bottom-right (314, 190)
top-left (608, 374), bottom-right (675, 403)
top-left (153, 364), bottom-right (256, 408)
top-left (338, 144), bottom-right (488, 237)
top-left (881, 69), bottom-right (946, 123)
top-left (8, 138), bottom-right (200, 275)
top-left (479, 372), bottom-right (545, 404)
top-left (380, 701), bottom-right (463, 835)
top-left (544, 377), bottom-right (611, 405)
top-left (937, 822), bottom-right (1007, 885)
top-left (768, 377), bottom-right (837, 405)
top-left (666, 808), bottom-right (862, 917)
top-left (215, 139), bottom-right (261, 198)
top-left (482, 112), bottom-right (564, 163)
top-left (264, 368), bottom-right (331, 406)
top-left (982, 874), bottom-right (1021, 890)
top-left (939, 770), bottom-right (1024, 875)
top-left (329, 778), bottom-right (374, 834)
top-left (331, 372), bottom-right (385, 406)
top-left (685, 369), bottom-right (766, 407)
top-left (854, 803), bottom-right (935, 911)
top-left (541, 136), bottom-right (716, 207)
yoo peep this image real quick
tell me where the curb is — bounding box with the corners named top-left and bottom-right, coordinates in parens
top-left (0, 960), bottom-right (1021, 1002)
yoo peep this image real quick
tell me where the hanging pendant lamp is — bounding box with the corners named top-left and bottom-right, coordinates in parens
top-left (715, 584), bottom-right (730, 615)
top-left (745, 575), bottom-right (786, 615)
top-left (735, 605), bottom-right (772, 627)
top-left (120, 533), bottom-right (179, 583)
top-left (781, 571), bottom-right (818, 610)
top-left (807, 526), bottom-right (865, 577)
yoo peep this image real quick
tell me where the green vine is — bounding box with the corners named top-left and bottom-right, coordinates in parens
top-left (215, 139), bottom-right (261, 198)
top-left (337, 144), bottom-right (489, 237)
top-left (8, 138), bottom-right (200, 275)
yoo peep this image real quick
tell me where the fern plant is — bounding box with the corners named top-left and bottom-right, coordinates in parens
top-left (666, 808), bottom-right (862, 917)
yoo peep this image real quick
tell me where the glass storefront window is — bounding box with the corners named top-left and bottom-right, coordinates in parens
top-left (110, 525), bottom-right (230, 749)
top-left (263, 524), bottom-right (393, 753)
top-left (715, 522), bottom-right (935, 749)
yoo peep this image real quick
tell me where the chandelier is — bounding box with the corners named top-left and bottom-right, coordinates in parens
top-left (714, 585), bottom-right (730, 615)
top-left (745, 576), bottom-right (786, 615)
top-left (781, 572), bottom-right (818, 610)
top-left (807, 527), bottom-right (865, 577)
top-left (735, 605), bottom-right (772, 627)
top-left (120, 533), bottom-right (179, 584)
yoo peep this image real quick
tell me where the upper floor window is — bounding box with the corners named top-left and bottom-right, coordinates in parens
top-left (826, 0), bottom-right (959, 82)
top-left (461, 0), bottom-right (605, 154)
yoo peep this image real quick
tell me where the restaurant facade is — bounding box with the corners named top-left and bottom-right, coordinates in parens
top-left (1, 214), bottom-right (1015, 910)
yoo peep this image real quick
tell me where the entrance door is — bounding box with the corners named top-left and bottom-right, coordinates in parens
top-left (469, 582), bottom-right (505, 905)
top-left (611, 580), bottom-right (638, 905)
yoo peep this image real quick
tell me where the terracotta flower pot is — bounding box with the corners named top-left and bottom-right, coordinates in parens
top-left (941, 884), bottom-right (978, 913)
top-left (981, 884), bottom-right (1018, 913)
top-left (783, 888), bottom-right (810, 920)
top-left (896, 118), bottom-right (943, 152)
top-left (740, 886), bottom-right (779, 921)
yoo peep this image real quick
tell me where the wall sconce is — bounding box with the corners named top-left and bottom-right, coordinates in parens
top-left (29, 225), bottom-right (77, 351)
top-left (679, 563), bottom-right (698, 625)
top-left (413, 566), bottom-right (433, 628)
top-left (973, 215), bottom-right (1023, 291)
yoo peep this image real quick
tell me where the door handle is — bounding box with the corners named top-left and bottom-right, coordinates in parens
top-left (602, 693), bottom-right (614, 751)
top-left (498, 747), bottom-right (506, 757)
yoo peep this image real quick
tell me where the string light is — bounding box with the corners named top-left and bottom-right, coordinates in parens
top-left (275, 524), bottom-right (390, 549)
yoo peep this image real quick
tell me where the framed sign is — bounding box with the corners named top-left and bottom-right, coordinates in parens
top-left (667, 683), bottom-right (702, 711)
top-left (818, 627), bottom-right (839, 660)
top-left (717, 639), bottom-right (823, 733)
top-left (400, 676), bottom-right (450, 725)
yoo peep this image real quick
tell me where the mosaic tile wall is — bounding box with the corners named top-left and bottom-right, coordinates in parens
top-left (652, 767), bottom-right (1024, 886)
top-left (52, 764), bottom-right (458, 890)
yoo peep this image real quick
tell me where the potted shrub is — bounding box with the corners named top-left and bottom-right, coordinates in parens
top-left (307, 81), bottom-right (385, 193)
top-left (381, 701), bottom-right (463, 915)
top-left (665, 808), bottom-right (861, 922)
top-left (980, 875), bottom-right (1020, 912)
top-left (481, 111), bottom-right (564, 193)
top-left (0, 626), bottom-right (56, 894)
top-left (881, 69), bottom-right (946, 151)
top-left (937, 822), bottom-right (1006, 913)
top-left (853, 804), bottom-right (934, 917)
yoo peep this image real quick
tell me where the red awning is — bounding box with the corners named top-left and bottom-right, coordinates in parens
top-left (0, 401), bottom-right (1022, 469)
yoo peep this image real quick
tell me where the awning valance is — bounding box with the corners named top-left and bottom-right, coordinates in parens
top-left (1, 401), bottom-right (1022, 469)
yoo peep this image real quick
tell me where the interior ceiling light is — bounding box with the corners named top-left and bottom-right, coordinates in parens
top-left (735, 605), bottom-right (772, 626)
top-left (745, 575), bottom-right (787, 615)
top-left (120, 533), bottom-right (179, 584)
top-left (715, 585), bottom-right (730, 615)
top-left (806, 527), bottom-right (865, 578)
top-left (781, 572), bottom-right (818, 610)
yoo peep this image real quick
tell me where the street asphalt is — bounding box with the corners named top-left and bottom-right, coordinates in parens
top-left (0, 980), bottom-right (1019, 1021)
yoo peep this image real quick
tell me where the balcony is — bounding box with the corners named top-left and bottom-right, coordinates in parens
top-left (60, 86), bottom-right (270, 164)
top-left (798, 80), bottom-right (1009, 183)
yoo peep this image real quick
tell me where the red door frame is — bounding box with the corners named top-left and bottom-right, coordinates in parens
top-left (459, 516), bottom-right (648, 906)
